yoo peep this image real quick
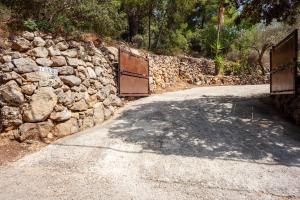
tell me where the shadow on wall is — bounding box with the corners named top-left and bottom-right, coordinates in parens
top-left (108, 96), bottom-right (300, 166)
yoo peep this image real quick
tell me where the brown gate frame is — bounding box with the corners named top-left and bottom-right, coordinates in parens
top-left (118, 48), bottom-right (150, 97)
top-left (270, 29), bottom-right (298, 95)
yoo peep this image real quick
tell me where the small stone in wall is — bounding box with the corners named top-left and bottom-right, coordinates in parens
top-left (104, 108), bottom-right (112, 120)
top-left (70, 99), bottom-right (88, 111)
top-left (94, 67), bottom-right (104, 77)
top-left (56, 41), bottom-right (69, 51)
top-left (55, 66), bottom-right (74, 75)
top-left (1, 55), bottom-right (12, 63)
top-left (27, 47), bottom-right (49, 58)
top-left (0, 80), bottom-right (24, 106)
top-left (37, 120), bottom-right (54, 139)
top-left (51, 56), bottom-right (67, 67)
top-left (13, 58), bottom-right (39, 73)
top-left (39, 76), bottom-right (63, 89)
top-left (21, 84), bottom-right (36, 95)
top-left (36, 58), bottom-right (53, 67)
top-left (86, 62), bottom-right (94, 68)
top-left (87, 87), bottom-right (97, 95)
top-left (87, 94), bottom-right (98, 108)
top-left (22, 31), bottom-right (35, 41)
top-left (106, 47), bottom-right (119, 61)
top-left (71, 85), bottom-right (87, 93)
top-left (54, 118), bottom-right (79, 137)
top-left (80, 116), bottom-right (94, 130)
top-left (33, 37), bottom-right (46, 47)
top-left (12, 38), bottom-right (31, 52)
top-left (15, 123), bottom-right (39, 142)
top-left (61, 75), bottom-right (82, 87)
top-left (48, 46), bottom-right (61, 56)
top-left (50, 110), bottom-right (72, 122)
top-left (0, 106), bottom-right (22, 130)
top-left (87, 67), bottom-right (97, 79)
top-left (93, 103), bottom-right (105, 125)
top-left (66, 57), bottom-right (86, 67)
top-left (99, 77), bottom-right (110, 86)
top-left (1, 62), bottom-right (15, 72)
top-left (110, 95), bottom-right (123, 107)
top-left (0, 71), bottom-right (21, 82)
top-left (10, 52), bottom-right (22, 59)
top-left (61, 49), bottom-right (78, 58)
top-left (45, 39), bottom-right (55, 48)
top-left (58, 90), bottom-right (74, 106)
top-left (54, 37), bottom-right (64, 43)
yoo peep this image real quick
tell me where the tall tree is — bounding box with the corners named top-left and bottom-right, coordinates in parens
top-left (239, 0), bottom-right (300, 24)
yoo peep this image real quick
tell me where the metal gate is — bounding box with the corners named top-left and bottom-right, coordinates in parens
top-left (118, 48), bottom-right (150, 97)
top-left (270, 29), bottom-right (298, 95)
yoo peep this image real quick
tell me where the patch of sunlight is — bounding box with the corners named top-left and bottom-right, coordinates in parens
top-left (192, 138), bottom-right (206, 146)
top-left (241, 118), bottom-right (252, 123)
top-left (224, 151), bottom-right (243, 157)
top-left (166, 132), bottom-right (174, 137)
top-left (275, 142), bottom-right (285, 147)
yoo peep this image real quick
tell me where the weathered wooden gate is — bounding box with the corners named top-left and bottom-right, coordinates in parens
top-left (118, 48), bottom-right (150, 97)
top-left (270, 29), bottom-right (298, 95)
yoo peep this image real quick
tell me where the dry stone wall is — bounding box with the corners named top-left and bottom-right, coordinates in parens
top-left (272, 82), bottom-right (300, 125)
top-left (0, 31), bottom-right (122, 142)
top-left (0, 31), bottom-right (270, 142)
top-left (149, 55), bottom-right (268, 92)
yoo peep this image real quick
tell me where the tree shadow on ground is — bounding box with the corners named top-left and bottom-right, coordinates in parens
top-left (108, 96), bottom-right (300, 166)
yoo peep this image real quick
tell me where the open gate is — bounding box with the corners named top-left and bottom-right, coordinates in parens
top-left (270, 29), bottom-right (298, 95)
top-left (118, 48), bottom-right (150, 97)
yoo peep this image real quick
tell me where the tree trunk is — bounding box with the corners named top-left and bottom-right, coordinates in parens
top-left (215, 0), bottom-right (225, 75)
top-left (128, 15), bottom-right (139, 42)
top-left (257, 44), bottom-right (271, 76)
top-left (148, 5), bottom-right (151, 50)
top-left (258, 51), bottom-right (266, 75)
top-left (201, 8), bottom-right (206, 29)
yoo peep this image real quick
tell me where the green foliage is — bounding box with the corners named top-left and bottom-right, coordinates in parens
top-left (1, 0), bottom-right (298, 70)
top-left (2, 0), bottom-right (126, 36)
top-left (228, 21), bottom-right (295, 75)
top-left (214, 55), bottom-right (225, 75)
top-left (132, 34), bottom-right (145, 48)
top-left (23, 19), bottom-right (38, 31)
top-left (211, 41), bottom-right (223, 56)
top-left (240, 0), bottom-right (300, 25)
top-left (189, 24), bottom-right (238, 58)
top-left (0, 3), bottom-right (10, 22)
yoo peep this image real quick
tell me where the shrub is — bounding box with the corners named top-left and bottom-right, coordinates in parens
top-left (190, 25), bottom-right (239, 58)
top-left (132, 34), bottom-right (145, 48)
top-left (23, 19), bottom-right (38, 31)
top-left (0, 3), bottom-right (11, 22)
top-left (214, 55), bottom-right (225, 75)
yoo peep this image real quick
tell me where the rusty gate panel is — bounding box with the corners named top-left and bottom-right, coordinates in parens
top-left (270, 29), bottom-right (298, 95)
top-left (118, 48), bottom-right (150, 97)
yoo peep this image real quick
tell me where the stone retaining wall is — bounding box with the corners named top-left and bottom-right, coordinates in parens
top-left (0, 31), bottom-right (270, 142)
top-left (272, 86), bottom-right (300, 125)
top-left (149, 55), bottom-right (268, 92)
top-left (0, 32), bottom-right (122, 142)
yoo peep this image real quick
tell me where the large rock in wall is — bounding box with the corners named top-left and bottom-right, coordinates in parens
top-left (0, 31), bottom-right (123, 142)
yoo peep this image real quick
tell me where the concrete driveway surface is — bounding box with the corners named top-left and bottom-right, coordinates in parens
top-left (0, 85), bottom-right (300, 200)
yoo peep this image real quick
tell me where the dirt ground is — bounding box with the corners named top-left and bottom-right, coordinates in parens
top-left (0, 139), bottom-right (45, 166)
top-left (153, 79), bottom-right (195, 94)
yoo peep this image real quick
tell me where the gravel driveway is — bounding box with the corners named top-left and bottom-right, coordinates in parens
top-left (0, 85), bottom-right (299, 200)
